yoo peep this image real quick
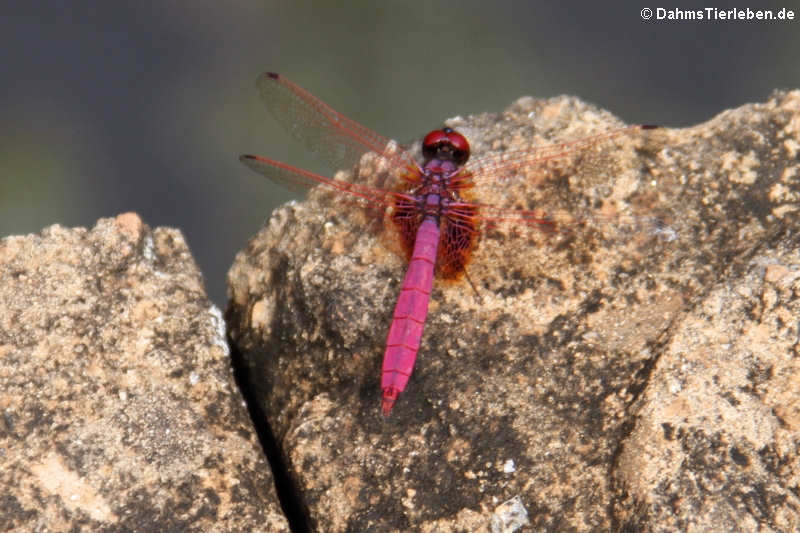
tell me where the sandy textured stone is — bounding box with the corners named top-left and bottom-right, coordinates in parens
top-left (615, 235), bottom-right (800, 531)
top-left (0, 214), bottom-right (289, 532)
top-left (227, 90), bottom-right (800, 531)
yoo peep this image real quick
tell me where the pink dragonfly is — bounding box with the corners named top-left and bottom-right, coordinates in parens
top-left (240, 72), bottom-right (663, 416)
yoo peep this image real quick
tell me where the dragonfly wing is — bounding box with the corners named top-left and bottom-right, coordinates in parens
top-left (240, 154), bottom-right (399, 209)
top-left (465, 200), bottom-right (678, 242)
top-left (463, 125), bottom-right (657, 187)
top-left (255, 72), bottom-right (417, 173)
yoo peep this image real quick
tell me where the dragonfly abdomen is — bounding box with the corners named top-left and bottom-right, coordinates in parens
top-left (381, 216), bottom-right (440, 416)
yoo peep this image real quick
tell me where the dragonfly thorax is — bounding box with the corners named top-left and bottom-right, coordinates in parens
top-left (413, 161), bottom-right (463, 218)
top-left (423, 157), bottom-right (458, 172)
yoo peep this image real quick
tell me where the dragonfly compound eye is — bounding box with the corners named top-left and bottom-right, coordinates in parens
top-left (422, 128), bottom-right (471, 165)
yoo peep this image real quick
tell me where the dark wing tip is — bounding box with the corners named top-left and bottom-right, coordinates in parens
top-left (239, 154), bottom-right (257, 162)
top-left (255, 72), bottom-right (281, 87)
top-left (641, 124), bottom-right (660, 130)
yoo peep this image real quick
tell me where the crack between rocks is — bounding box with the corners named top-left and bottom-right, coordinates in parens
top-left (230, 342), bottom-right (312, 533)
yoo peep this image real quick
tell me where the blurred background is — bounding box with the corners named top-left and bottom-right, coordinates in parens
top-left (2, 1), bottom-right (798, 306)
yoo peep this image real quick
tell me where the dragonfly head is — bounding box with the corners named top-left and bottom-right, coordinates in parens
top-left (422, 127), bottom-right (470, 166)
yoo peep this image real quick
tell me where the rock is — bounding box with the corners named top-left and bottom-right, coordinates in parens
top-left (0, 214), bottom-right (289, 532)
top-left (615, 235), bottom-right (800, 531)
top-left (227, 89), bottom-right (800, 531)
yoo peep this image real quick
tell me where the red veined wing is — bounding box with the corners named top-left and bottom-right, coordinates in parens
top-left (239, 153), bottom-right (408, 210)
top-left (464, 199), bottom-right (678, 242)
top-left (253, 72), bottom-right (418, 175)
top-left (441, 124), bottom-right (672, 241)
top-left (461, 124), bottom-right (657, 189)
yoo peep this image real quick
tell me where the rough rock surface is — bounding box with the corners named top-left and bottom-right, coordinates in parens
top-left (0, 214), bottom-right (289, 532)
top-left (228, 89), bottom-right (800, 531)
top-left (615, 233), bottom-right (800, 531)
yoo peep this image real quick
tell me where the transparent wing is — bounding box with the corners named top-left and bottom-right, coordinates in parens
top-left (240, 154), bottom-right (403, 208)
top-left (463, 125), bottom-right (657, 187)
top-left (465, 200), bottom-right (677, 243)
top-left (254, 72), bottom-right (417, 173)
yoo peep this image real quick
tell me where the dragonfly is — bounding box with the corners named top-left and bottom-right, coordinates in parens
top-left (240, 72), bottom-right (665, 416)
